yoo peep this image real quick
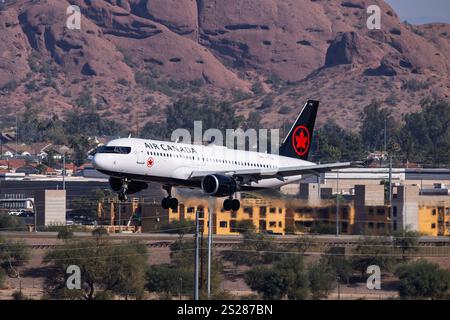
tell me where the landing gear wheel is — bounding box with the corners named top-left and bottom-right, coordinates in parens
top-left (231, 199), bottom-right (240, 211)
top-left (162, 197), bottom-right (179, 210)
top-left (161, 197), bottom-right (170, 210)
top-left (223, 199), bottom-right (232, 211)
top-left (169, 197), bottom-right (178, 211)
top-left (118, 192), bottom-right (128, 202)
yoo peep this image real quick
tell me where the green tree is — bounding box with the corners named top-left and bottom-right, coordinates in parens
top-left (310, 222), bottom-right (336, 235)
top-left (393, 229), bottom-right (420, 262)
top-left (222, 232), bottom-right (282, 267)
top-left (400, 98), bottom-right (450, 166)
top-left (146, 265), bottom-right (191, 298)
top-left (395, 260), bottom-right (450, 300)
top-left (168, 239), bottom-right (222, 298)
top-left (360, 101), bottom-right (398, 152)
top-left (57, 228), bottom-right (74, 240)
top-left (351, 235), bottom-right (396, 278)
top-left (308, 258), bottom-right (337, 299)
top-left (0, 267), bottom-right (5, 288)
top-left (18, 101), bottom-right (41, 143)
top-left (43, 238), bottom-right (147, 300)
top-left (324, 248), bottom-right (353, 284)
top-left (311, 122), bottom-right (365, 162)
top-left (245, 255), bottom-right (309, 300)
top-left (0, 240), bottom-right (31, 282)
top-left (159, 219), bottom-right (196, 235)
top-left (0, 213), bottom-right (25, 231)
top-left (235, 219), bottom-right (256, 234)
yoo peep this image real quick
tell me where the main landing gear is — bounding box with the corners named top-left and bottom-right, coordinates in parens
top-left (161, 185), bottom-right (179, 211)
top-left (223, 197), bottom-right (240, 211)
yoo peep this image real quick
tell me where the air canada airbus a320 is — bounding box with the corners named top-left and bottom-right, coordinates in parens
top-left (92, 100), bottom-right (355, 211)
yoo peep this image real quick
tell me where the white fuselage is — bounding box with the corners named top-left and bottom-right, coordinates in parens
top-left (92, 138), bottom-right (315, 190)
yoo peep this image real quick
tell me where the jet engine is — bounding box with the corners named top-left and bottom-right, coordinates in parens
top-left (201, 174), bottom-right (237, 197)
top-left (109, 177), bottom-right (122, 192)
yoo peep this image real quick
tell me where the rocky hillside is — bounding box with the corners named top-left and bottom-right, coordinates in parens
top-left (0, 0), bottom-right (448, 131)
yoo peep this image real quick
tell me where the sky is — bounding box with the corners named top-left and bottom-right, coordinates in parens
top-left (385, 0), bottom-right (450, 24)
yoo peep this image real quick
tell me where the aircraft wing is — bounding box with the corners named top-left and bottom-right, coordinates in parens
top-left (188, 162), bottom-right (358, 182)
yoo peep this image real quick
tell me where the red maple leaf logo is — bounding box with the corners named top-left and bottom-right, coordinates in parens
top-left (292, 126), bottom-right (310, 156)
top-left (295, 131), bottom-right (308, 150)
top-left (146, 158), bottom-right (154, 168)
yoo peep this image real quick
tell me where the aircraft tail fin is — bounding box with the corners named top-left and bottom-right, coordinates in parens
top-left (279, 100), bottom-right (319, 160)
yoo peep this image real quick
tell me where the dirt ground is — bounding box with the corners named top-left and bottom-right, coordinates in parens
top-left (2, 233), bottom-right (449, 300)
top-left (0, 245), bottom-right (405, 300)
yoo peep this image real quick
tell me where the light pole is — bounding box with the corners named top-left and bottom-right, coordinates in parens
top-left (31, 199), bottom-right (37, 232)
top-left (336, 169), bottom-right (340, 236)
top-left (194, 209), bottom-right (200, 300)
top-left (207, 198), bottom-right (214, 299)
top-left (62, 154), bottom-right (66, 190)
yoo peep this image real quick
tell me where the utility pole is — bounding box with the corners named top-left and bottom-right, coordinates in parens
top-left (200, 226), bottom-right (204, 292)
top-left (118, 201), bottom-right (121, 233)
top-left (62, 154), bottom-right (66, 190)
top-left (207, 198), bottom-right (214, 299)
top-left (336, 169), bottom-right (340, 236)
top-left (384, 117), bottom-right (387, 155)
top-left (15, 113), bottom-right (18, 156)
top-left (194, 210), bottom-right (200, 300)
top-left (388, 156), bottom-right (392, 222)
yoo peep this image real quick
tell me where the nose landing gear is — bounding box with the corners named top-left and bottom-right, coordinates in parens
top-left (118, 179), bottom-right (129, 202)
top-left (161, 185), bottom-right (179, 211)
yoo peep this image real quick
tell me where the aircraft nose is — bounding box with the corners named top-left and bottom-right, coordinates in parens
top-left (92, 153), bottom-right (105, 170)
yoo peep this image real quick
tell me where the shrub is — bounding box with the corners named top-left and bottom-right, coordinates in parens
top-left (278, 106), bottom-right (292, 115)
top-left (401, 79), bottom-right (430, 92)
top-left (395, 260), bottom-right (450, 299)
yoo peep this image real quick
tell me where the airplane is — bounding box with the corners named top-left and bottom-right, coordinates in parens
top-left (92, 100), bottom-right (355, 211)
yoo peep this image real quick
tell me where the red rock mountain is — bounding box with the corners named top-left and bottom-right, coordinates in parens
top-left (0, 0), bottom-right (448, 130)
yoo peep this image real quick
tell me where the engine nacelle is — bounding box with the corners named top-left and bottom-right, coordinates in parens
top-left (201, 174), bottom-right (237, 197)
top-left (109, 177), bottom-right (148, 194)
top-left (128, 181), bottom-right (148, 194)
top-left (109, 177), bottom-right (122, 192)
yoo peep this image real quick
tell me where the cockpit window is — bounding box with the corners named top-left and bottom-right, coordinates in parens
top-left (96, 146), bottom-right (131, 154)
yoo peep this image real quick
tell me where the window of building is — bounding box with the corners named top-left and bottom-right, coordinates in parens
top-left (368, 222), bottom-right (374, 229)
top-left (230, 220), bottom-right (237, 232)
top-left (432, 209), bottom-right (437, 216)
top-left (431, 223), bottom-right (436, 229)
top-left (260, 206), bottom-right (267, 217)
top-left (393, 206), bottom-right (397, 217)
top-left (244, 207), bottom-right (253, 216)
top-left (259, 220), bottom-right (267, 230)
top-left (219, 221), bottom-right (228, 228)
top-left (278, 221), bottom-right (282, 228)
top-left (187, 207), bottom-right (195, 213)
top-left (376, 208), bottom-right (385, 215)
top-left (368, 208), bottom-right (374, 215)
top-left (269, 221), bottom-right (276, 228)
top-left (269, 207), bottom-right (276, 213)
top-left (376, 222), bottom-right (385, 229)
top-left (341, 222), bottom-right (348, 233)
